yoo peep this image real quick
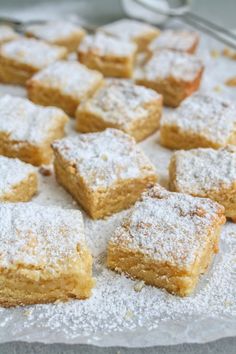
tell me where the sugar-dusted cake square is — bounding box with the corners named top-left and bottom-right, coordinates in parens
top-left (52, 128), bottom-right (157, 219)
top-left (0, 25), bottom-right (18, 44)
top-left (27, 60), bottom-right (103, 116)
top-left (0, 38), bottom-right (67, 85)
top-left (0, 95), bottom-right (68, 166)
top-left (98, 19), bottom-right (159, 51)
top-left (78, 32), bottom-right (137, 78)
top-left (135, 49), bottom-right (203, 107)
top-left (148, 29), bottom-right (199, 54)
top-left (160, 93), bottom-right (236, 149)
top-left (107, 185), bottom-right (225, 296)
top-left (169, 146), bottom-right (236, 221)
top-left (25, 20), bottom-right (86, 52)
top-left (0, 203), bottom-right (94, 307)
top-left (0, 156), bottom-right (37, 202)
top-left (76, 79), bottom-right (163, 141)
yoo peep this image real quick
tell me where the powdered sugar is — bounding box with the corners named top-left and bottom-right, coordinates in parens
top-left (0, 95), bottom-right (67, 144)
top-left (31, 60), bottom-right (103, 100)
top-left (149, 29), bottom-right (198, 53)
top-left (110, 185), bottom-right (223, 269)
top-left (0, 25), bottom-right (18, 43)
top-left (162, 92), bottom-right (236, 145)
top-left (172, 146), bottom-right (236, 194)
top-left (98, 19), bottom-right (158, 41)
top-left (79, 32), bottom-right (137, 57)
top-left (25, 20), bottom-right (85, 42)
top-left (0, 38), bottom-right (67, 69)
top-left (135, 49), bottom-right (203, 82)
top-left (80, 79), bottom-right (161, 127)
top-left (0, 203), bottom-right (84, 271)
top-left (0, 156), bottom-right (35, 197)
top-left (52, 128), bottom-right (156, 189)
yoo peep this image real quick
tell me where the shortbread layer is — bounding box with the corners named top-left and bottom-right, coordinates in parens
top-left (52, 128), bottom-right (157, 219)
top-left (107, 185), bottom-right (225, 296)
top-left (160, 93), bottom-right (236, 149)
top-left (0, 203), bottom-right (94, 307)
top-left (76, 79), bottom-right (163, 141)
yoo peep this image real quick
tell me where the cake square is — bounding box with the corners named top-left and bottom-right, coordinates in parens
top-left (25, 20), bottom-right (86, 52)
top-left (169, 146), bottom-right (236, 221)
top-left (0, 156), bottom-right (37, 202)
top-left (160, 93), bottom-right (236, 149)
top-left (27, 60), bottom-right (104, 116)
top-left (77, 32), bottom-right (137, 78)
top-left (76, 79), bottom-right (163, 141)
top-left (0, 95), bottom-right (68, 166)
top-left (98, 19), bottom-right (159, 51)
top-left (135, 49), bottom-right (203, 107)
top-left (0, 25), bottom-right (18, 44)
top-left (0, 203), bottom-right (94, 307)
top-left (0, 38), bottom-right (67, 85)
top-left (148, 29), bottom-right (199, 54)
top-left (107, 185), bottom-right (225, 296)
top-left (52, 128), bottom-right (157, 219)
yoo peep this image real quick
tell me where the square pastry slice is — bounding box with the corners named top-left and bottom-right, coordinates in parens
top-left (160, 93), bottom-right (236, 149)
top-left (135, 49), bottom-right (203, 107)
top-left (0, 38), bottom-right (67, 85)
top-left (0, 156), bottom-right (37, 202)
top-left (25, 20), bottom-right (86, 52)
top-left (78, 32), bottom-right (137, 78)
top-left (0, 95), bottom-right (68, 166)
top-left (27, 60), bottom-right (103, 116)
top-left (98, 19), bottom-right (159, 51)
top-left (148, 29), bottom-right (199, 54)
top-left (76, 79), bottom-right (163, 141)
top-left (0, 203), bottom-right (94, 307)
top-left (169, 146), bottom-right (236, 221)
top-left (0, 25), bottom-right (18, 44)
top-left (107, 185), bottom-right (226, 296)
top-left (52, 129), bottom-right (157, 219)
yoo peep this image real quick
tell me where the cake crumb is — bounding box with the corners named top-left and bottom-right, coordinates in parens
top-left (213, 85), bottom-right (222, 92)
top-left (225, 76), bottom-right (236, 87)
top-left (39, 165), bottom-right (52, 176)
top-left (134, 280), bottom-right (145, 292)
top-left (210, 49), bottom-right (220, 58)
top-left (222, 47), bottom-right (236, 60)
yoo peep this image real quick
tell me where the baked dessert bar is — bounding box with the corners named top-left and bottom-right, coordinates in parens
top-left (0, 156), bottom-right (37, 202)
top-left (160, 92), bottom-right (236, 149)
top-left (148, 29), bottom-right (199, 54)
top-left (52, 128), bottom-right (157, 219)
top-left (98, 19), bottom-right (159, 51)
top-left (25, 20), bottom-right (86, 52)
top-left (135, 49), bottom-right (203, 107)
top-left (76, 79), bottom-right (163, 141)
top-left (0, 38), bottom-right (67, 85)
top-left (107, 185), bottom-right (225, 296)
top-left (78, 32), bottom-right (137, 78)
top-left (0, 25), bottom-right (18, 44)
top-left (27, 60), bottom-right (103, 116)
top-left (0, 203), bottom-right (94, 307)
top-left (169, 146), bottom-right (236, 221)
top-left (0, 95), bottom-right (68, 166)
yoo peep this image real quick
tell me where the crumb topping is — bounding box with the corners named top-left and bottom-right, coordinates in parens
top-left (0, 156), bottom-right (36, 196)
top-left (0, 38), bottom-right (67, 69)
top-left (149, 30), bottom-right (198, 53)
top-left (0, 95), bottom-right (67, 144)
top-left (30, 60), bottom-right (103, 99)
top-left (79, 32), bottom-right (137, 57)
top-left (172, 146), bottom-right (236, 194)
top-left (0, 203), bottom-right (85, 271)
top-left (98, 19), bottom-right (158, 41)
top-left (26, 20), bottom-right (85, 42)
top-left (110, 185), bottom-right (224, 270)
top-left (52, 128), bottom-right (156, 190)
top-left (136, 49), bottom-right (203, 82)
top-left (162, 92), bottom-right (236, 145)
top-left (79, 79), bottom-right (161, 127)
